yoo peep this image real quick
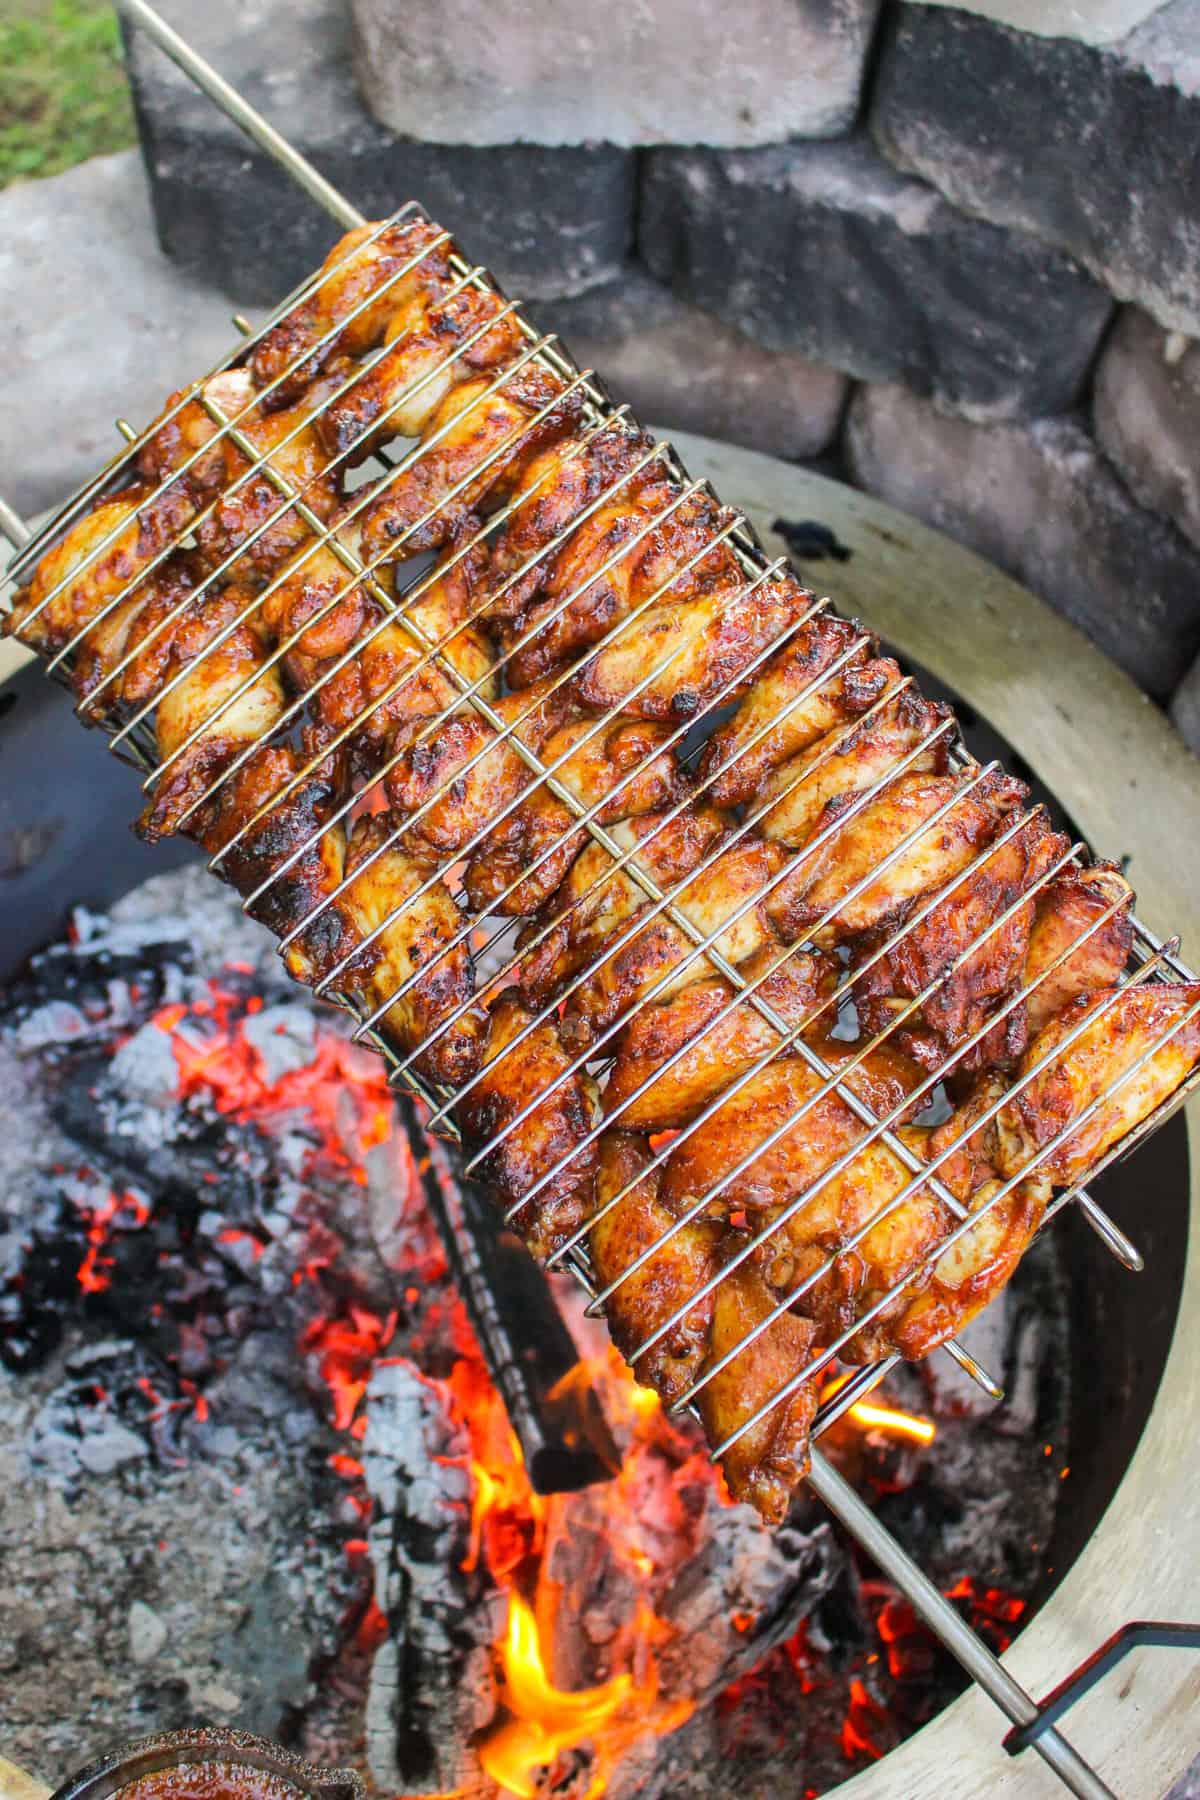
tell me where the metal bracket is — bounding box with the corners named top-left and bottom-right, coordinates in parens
top-left (1003, 1621), bottom-right (1200, 1756)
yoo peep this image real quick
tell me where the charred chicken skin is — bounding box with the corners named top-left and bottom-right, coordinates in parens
top-left (12, 212), bottom-right (1200, 1526)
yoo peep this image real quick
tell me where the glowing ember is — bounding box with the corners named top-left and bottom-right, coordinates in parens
top-left (152, 976), bottom-right (394, 1184)
top-left (73, 1185), bottom-right (151, 1294)
top-left (302, 1306), bottom-right (397, 1432)
top-left (839, 1676), bottom-right (892, 1763)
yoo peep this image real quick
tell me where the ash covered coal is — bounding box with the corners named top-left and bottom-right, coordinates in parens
top-left (0, 870), bottom-right (426, 1767)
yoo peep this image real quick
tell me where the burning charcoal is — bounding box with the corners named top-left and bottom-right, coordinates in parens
top-left (240, 1002), bottom-right (318, 1081)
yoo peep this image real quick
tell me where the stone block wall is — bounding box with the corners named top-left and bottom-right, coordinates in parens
top-left (121, 0), bottom-right (1200, 743)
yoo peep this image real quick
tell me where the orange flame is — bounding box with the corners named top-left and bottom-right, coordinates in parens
top-left (846, 1401), bottom-right (936, 1446)
top-left (479, 1594), bottom-right (690, 1799)
top-left (820, 1371), bottom-right (936, 1448)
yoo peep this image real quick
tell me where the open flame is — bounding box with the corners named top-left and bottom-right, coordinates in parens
top-left (442, 1344), bottom-right (701, 1795)
top-left (128, 967), bottom-right (1022, 1798)
top-left (480, 1594), bottom-right (689, 1799)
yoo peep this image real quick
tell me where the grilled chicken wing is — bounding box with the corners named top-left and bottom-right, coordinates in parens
top-left (767, 768), bottom-right (1027, 946)
top-left (577, 573), bottom-right (812, 723)
top-left (502, 485), bottom-right (741, 688)
top-left (561, 837), bottom-right (787, 1050)
top-left (262, 515), bottom-right (497, 736)
top-left (250, 216), bottom-right (455, 409)
top-left (5, 484), bottom-right (195, 659)
top-left (462, 716), bottom-right (687, 916)
top-left (592, 1133), bottom-right (817, 1522)
top-left (331, 815), bottom-right (484, 1087)
top-left (383, 675), bottom-right (580, 854)
top-left (699, 620), bottom-right (899, 806)
top-left (195, 740), bottom-right (349, 978)
top-left (1000, 981), bottom-right (1200, 1186)
top-left (1023, 863), bottom-right (1133, 1036)
top-left (658, 1053), bottom-right (921, 1222)
top-left (757, 687), bottom-right (953, 849)
top-left (603, 945), bottom-right (840, 1131)
top-left (481, 421), bottom-right (659, 623)
top-left (591, 1131), bottom-right (723, 1406)
top-left (852, 808), bottom-right (1067, 1074)
top-left (358, 363), bottom-right (583, 558)
top-left (318, 282), bottom-right (525, 460)
top-left (457, 993), bottom-right (599, 1263)
top-left (516, 804), bottom-right (733, 1009)
top-left (68, 554), bottom-right (202, 721)
top-left (137, 589), bottom-right (288, 842)
top-left (697, 1265), bottom-right (820, 1524)
top-left (140, 368), bottom-right (343, 583)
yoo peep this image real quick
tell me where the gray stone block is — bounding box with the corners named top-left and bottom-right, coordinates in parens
top-left (350, 0), bottom-right (882, 147)
top-left (0, 151), bottom-right (255, 519)
top-left (844, 383), bottom-right (1200, 699)
top-left (1169, 653), bottom-right (1200, 756)
top-left (121, 0), bottom-right (634, 305)
top-left (872, 0), bottom-right (1200, 337)
top-left (639, 136), bottom-right (1112, 423)
top-left (913, 0), bottom-right (1163, 43)
top-left (539, 269), bottom-right (849, 462)
top-left (1094, 307), bottom-right (1200, 554)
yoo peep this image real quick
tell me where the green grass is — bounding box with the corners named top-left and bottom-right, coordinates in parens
top-left (0, 0), bottom-right (136, 188)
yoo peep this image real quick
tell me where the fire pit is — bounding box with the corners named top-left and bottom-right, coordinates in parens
top-left (4, 8), bottom-right (1200, 1798)
top-left (4, 428), bottom-right (1198, 1797)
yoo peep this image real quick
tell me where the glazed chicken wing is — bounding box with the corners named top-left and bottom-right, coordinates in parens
top-left (5, 484), bottom-right (195, 659)
top-left (658, 1053), bottom-right (920, 1222)
top-left (331, 815), bottom-right (484, 1087)
top-left (1023, 863), bottom-right (1134, 1036)
top-left (591, 1131), bottom-right (723, 1406)
top-left (250, 216), bottom-right (456, 408)
top-left (383, 675), bottom-right (579, 854)
top-left (561, 837), bottom-right (787, 1049)
top-left (1000, 981), bottom-right (1200, 1186)
top-left (318, 283), bottom-right (525, 460)
top-left (696, 1265), bottom-right (820, 1524)
top-left (577, 573), bottom-right (812, 724)
top-left (502, 485), bottom-right (742, 689)
top-left (757, 687), bottom-right (953, 850)
top-left (592, 1133), bottom-right (817, 1523)
top-left (261, 515), bottom-right (496, 735)
top-left (456, 993), bottom-right (599, 1263)
top-left (481, 422), bottom-right (659, 622)
top-left (140, 369), bottom-right (343, 584)
top-left (603, 944), bottom-right (840, 1131)
top-left (516, 804), bottom-right (733, 1009)
top-left (462, 715), bottom-right (687, 917)
top-left (767, 768), bottom-right (1027, 946)
top-left (358, 363), bottom-right (583, 559)
top-left (137, 590), bottom-right (288, 843)
top-left (852, 808), bottom-right (1068, 1074)
top-left (699, 621), bottom-right (900, 806)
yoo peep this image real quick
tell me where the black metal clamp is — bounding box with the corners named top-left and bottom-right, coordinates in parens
top-left (1003, 1621), bottom-right (1200, 1756)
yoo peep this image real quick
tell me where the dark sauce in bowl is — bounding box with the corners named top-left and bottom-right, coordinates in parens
top-left (112, 1767), bottom-right (307, 1800)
